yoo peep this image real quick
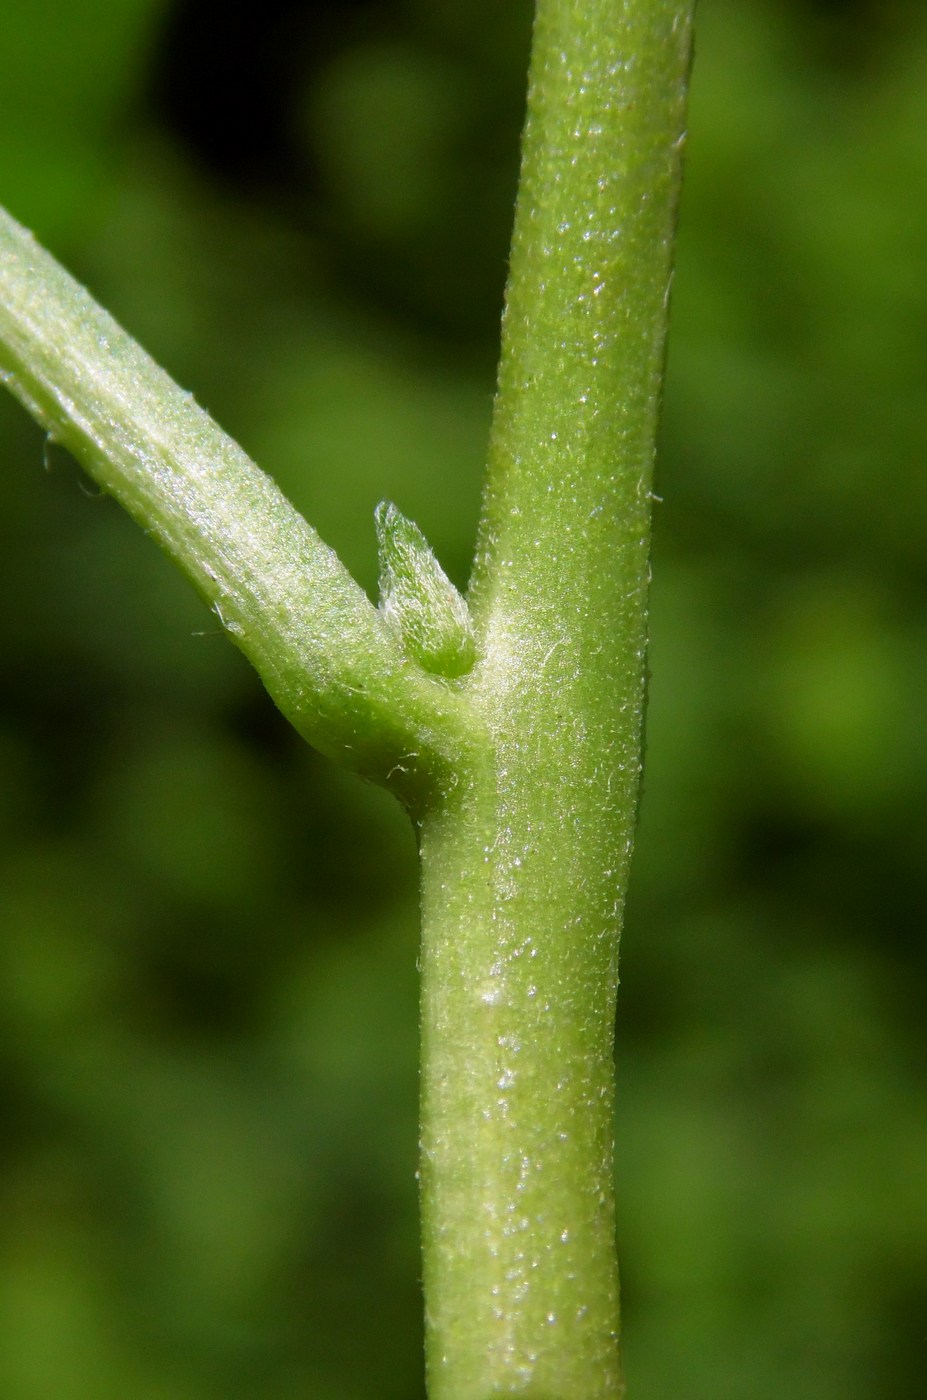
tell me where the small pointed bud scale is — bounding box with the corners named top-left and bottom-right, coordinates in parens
top-left (375, 502), bottom-right (476, 678)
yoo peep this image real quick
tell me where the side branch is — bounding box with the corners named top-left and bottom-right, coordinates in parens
top-left (0, 207), bottom-right (471, 801)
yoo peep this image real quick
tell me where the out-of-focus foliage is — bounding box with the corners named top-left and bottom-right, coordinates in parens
top-left (0, 0), bottom-right (924, 1396)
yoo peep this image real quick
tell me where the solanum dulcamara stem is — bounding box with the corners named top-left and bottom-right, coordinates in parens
top-left (0, 206), bottom-right (473, 807)
top-left (0, 1), bottom-right (695, 1395)
top-left (418, 2), bottom-right (694, 1396)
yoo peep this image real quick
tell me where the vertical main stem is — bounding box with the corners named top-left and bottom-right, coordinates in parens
top-left (418, 2), bottom-right (694, 1398)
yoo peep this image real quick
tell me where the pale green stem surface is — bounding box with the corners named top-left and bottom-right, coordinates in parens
top-left (0, 1), bottom-right (693, 1395)
top-left (0, 208), bottom-right (473, 802)
top-left (418, 2), bottom-right (694, 1396)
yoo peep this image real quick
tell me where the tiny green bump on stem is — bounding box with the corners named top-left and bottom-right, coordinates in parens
top-left (376, 501), bottom-right (476, 679)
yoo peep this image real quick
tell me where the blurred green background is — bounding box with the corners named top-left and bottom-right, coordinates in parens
top-left (0, 0), bottom-right (924, 1396)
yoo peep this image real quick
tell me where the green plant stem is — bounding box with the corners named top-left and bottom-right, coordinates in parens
top-left (418, 2), bottom-right (694, 1396)
top-left (0, 0), bottom-right (694, 1394)
top-left (0, 208), bottom-right (471, 803)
